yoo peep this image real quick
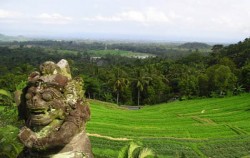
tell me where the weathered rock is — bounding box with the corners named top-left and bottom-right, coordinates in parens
top-left (17, 59), bottom-right (93, 158)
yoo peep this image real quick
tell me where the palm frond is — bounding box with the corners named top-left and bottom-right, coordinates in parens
top-left (128, 142), bottom-right (141, 158)
top-left (0, 89), bottom-right (12, 98)
top-left (139, 148), bottom-right (155, 158)
top-left (118, 144), bottom-right (129, 158)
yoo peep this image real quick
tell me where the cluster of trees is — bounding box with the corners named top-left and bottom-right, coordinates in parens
top-left (0, 40), bottom-right (211, 58)
top-left (0, 38), bottom-right (249, 106)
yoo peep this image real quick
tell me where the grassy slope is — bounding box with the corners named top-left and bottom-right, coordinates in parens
top-left (88, 50), bottom-right (154, 58)
top-left (53, 49), bottom-right (154, 58)
top-left (0, 94), bottom-right (249, 157)
top-left (86, 94), bottom-right (250, 158)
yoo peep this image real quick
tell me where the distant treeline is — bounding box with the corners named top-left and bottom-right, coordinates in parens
top-left (0, 38), bottom-right (249, 105)
top-left (0, 40), bottom-right (211, 58)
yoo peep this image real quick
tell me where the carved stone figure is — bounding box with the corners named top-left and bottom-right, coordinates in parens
top-left (17, 59), bottom-right (93, 158)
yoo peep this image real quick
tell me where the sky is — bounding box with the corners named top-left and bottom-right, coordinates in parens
top-left (0, 0), bottom-right (250, 43)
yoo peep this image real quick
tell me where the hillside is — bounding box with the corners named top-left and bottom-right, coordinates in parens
top-left (0, 34), bottom-right (28, 42)
top-left (86, 94), bottom-right (250, 157)
top-left (1, 94), bottom-right (250, 157)
top-left (179, 42), bottom-right (211, 50)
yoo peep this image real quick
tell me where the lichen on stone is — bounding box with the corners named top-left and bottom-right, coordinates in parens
top-left (17, 59), bottom-right (93, 158)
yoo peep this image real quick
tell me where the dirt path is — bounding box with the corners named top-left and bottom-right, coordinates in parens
top-left (87, 133), bottom-right (208, 141)
top-left (87, 133), bottom-right (132, 141)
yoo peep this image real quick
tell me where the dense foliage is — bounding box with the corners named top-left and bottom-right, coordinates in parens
top-left (0, 38), bottom-right (249, 106)
top-left (0, 106), bottom-right (23, 157)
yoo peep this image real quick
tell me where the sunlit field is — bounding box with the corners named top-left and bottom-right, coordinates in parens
top-left (86, 94), bottom-right (250, 157)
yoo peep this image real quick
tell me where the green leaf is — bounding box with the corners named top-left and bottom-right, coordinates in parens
top-left (128, 142), bottom-right (141, 158)
top-left (139, 148), bottom-right (155, 158)
top-left (0, 89), bottom-right (12, 98)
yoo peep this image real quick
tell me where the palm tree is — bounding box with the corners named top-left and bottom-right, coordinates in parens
top-left (118, 142), bottom-right (156, 158)
top-left (109, 68), bottom-right (129, 105)
top-left (132, 69), bottom-right (152, 106)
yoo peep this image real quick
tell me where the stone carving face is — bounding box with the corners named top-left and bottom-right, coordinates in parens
top-left (17, 59), bottom-right (93, 158)
top-left (25, 84), bottom-right (66, 127)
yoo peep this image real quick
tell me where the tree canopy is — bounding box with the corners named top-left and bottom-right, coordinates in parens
top-left (0, 38), bottom-right (249, 105)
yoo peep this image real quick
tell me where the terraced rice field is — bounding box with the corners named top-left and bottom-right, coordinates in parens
top-left (0, 94), bottom-right (250, 157)
top-left (86, 94), bottom-right (250, 157)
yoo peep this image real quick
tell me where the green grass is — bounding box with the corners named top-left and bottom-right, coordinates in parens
top-left (1, 94), bottom-right (250, 157)
top-left (88, 49), bottom-right (154, 58)
top-left (86, 94), bottom-right (250, 157)
top-left (56, 49), bottom-right (78, 55)
top-left (48, 48), bottom-right (155, 58)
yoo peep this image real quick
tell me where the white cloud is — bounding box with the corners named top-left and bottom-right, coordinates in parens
top-left (0, 9), bottom-right (24, 24)
top-left (120, 10), bottom-right (145, 22)
top-left (0, 9), bottom-right (21, 18)
top-left (82, 16), bottom-right (122, 22)
top-left (144, 8), bottom-right (170, 23)
top-left (37, 13), bottom-right (72, 24)
top-left (0, 9), bottom-right (11, 18)
top-left (1, 0), bottom-right (250, 42)
top-left (82, 8), bottom-right (170, 24)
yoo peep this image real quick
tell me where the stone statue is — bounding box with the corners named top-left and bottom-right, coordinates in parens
top-left (17, 59), bottom-right (94, 158)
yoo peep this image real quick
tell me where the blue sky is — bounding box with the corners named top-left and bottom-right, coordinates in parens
top-left (0, 0), bottom-right (250, 42)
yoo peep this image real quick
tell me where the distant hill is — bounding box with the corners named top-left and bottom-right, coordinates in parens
top-left (0, 33), bottom-right (28, 41)
top-left (179, 42), bottom-right (211, 49)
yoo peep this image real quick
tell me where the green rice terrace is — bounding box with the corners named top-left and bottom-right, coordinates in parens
top-left (47, 48), bottom-right (154, 58)
top-left (1, 94), bottom-right (250, 157)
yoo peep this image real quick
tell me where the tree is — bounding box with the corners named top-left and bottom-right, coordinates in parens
top-left (241, 62), bottom-right (250, 91)
top-left (143, 65), bottom-right (170, 104)
top-left (83, 75), bottom-right (101, 99)
top-left (198, 74), bottom-right (209, 96)
top-left (179, 74), bottom-right (198, 98)
top-left (145, 76), bottom-right (170, 104)
top-left (132, 69), bottom-right (152, 106)
top-left (212, 44), bottom-right (223, 52)
top-left (214, 65), bottom-right (237, 95)
top-left (218, 57), bottom-right (237, 73)
top-left (206, 65), bottom-right (237, 96)
top-left (109, 68), bottom-right (129, 105)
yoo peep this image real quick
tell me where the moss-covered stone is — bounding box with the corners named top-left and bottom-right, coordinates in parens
top-left (17, 59), bottom-right (93, 158)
